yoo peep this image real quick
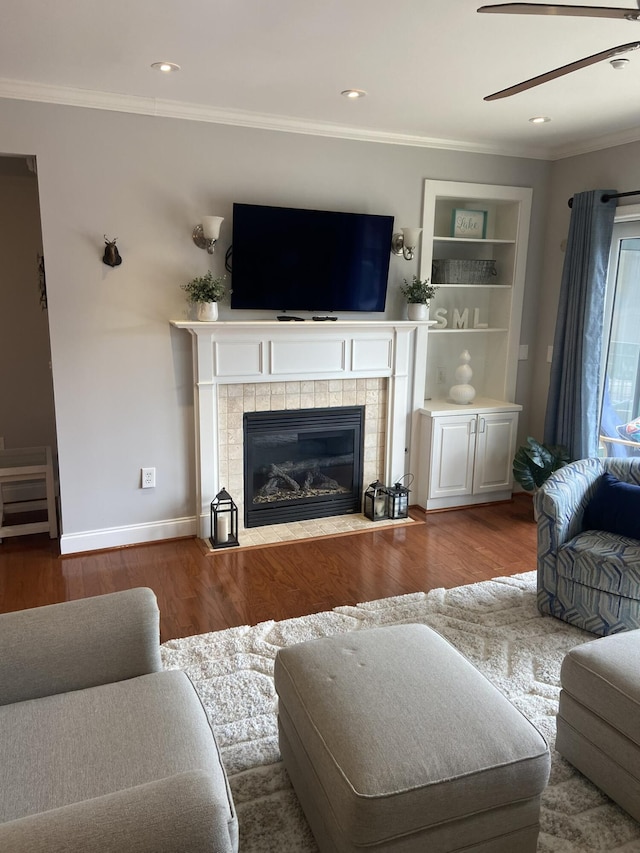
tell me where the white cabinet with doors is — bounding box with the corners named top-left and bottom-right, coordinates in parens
top-left (416, 399), bottom-right (521, 511)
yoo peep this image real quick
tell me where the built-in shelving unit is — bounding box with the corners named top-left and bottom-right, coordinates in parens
top-left (420, 180), bottom-right (532, 403)
top-left (413, 180), bottom-right (532, 511)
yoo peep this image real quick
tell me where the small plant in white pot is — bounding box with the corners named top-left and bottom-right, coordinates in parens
top-left (400, 276), bottom-right (438, 321)
top-left (181, 271), bottom-right (226, 321)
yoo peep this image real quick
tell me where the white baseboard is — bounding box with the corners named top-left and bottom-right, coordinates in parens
top-left (59, 516), bottom-right (197, 555)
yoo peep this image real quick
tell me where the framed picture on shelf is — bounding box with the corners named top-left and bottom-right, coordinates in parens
top-left (451, 209), bottom-right (487, 239)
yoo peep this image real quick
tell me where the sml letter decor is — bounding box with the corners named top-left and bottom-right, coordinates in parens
top-left (432, 307), bottom-right (488, 329)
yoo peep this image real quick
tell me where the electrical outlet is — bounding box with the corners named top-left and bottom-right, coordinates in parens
top-left (141, 467), bottom-right (156, 489)
top-left (436, 367), bottom-right (446, 385)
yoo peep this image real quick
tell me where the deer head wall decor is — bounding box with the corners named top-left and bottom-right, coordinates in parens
top-left (102, 236), bottom-right (122, 267)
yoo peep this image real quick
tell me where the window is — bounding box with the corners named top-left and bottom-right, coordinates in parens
top-left (599, 209), bottom-right (640, 457)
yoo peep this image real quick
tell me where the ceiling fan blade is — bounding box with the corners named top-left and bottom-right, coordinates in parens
top-left (478, 3), bottom-right (640, 20)
top-left (484, 41), bottom-right (640, 99)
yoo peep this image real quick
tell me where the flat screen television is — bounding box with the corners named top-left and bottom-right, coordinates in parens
top-left (230, 203), bottom-right (394, 313)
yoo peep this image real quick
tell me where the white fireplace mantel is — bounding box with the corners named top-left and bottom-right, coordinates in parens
top-left (171, 320), bottom-right (432, 537)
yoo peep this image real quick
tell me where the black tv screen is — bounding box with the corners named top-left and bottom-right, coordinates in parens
top-left (230, 203), bottom-right (393, 313)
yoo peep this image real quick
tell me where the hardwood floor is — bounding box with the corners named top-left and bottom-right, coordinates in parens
top-left (0, 497), bottom-right (537, 642)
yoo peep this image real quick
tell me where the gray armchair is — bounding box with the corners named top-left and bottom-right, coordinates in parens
top-left (536, 457), bottom-right (640, 636)
top-left (0, 588), bottom-right (238, 853)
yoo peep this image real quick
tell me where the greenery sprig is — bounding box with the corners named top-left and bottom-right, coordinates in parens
top-left (399, 276), bottom-right (438, 304)
top-left (181, 271), bottom-right (226, 303)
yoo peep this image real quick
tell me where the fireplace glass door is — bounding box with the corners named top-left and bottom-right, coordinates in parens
top-left (243, 406), bottom-right (364, 527)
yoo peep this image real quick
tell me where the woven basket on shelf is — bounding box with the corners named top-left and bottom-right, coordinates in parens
top-left (431, 259), bottom-right (497, 284)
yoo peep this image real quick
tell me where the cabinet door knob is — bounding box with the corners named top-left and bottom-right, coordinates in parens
top-left (479, 417), bottom-right (486, 433)
top-left (469, 419), bottom-right (477, 435)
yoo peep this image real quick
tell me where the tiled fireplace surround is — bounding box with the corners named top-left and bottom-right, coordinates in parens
top-left (219, 378), bottom-right (386, 534)
top-left (172, 321), bottom-right (429, 541)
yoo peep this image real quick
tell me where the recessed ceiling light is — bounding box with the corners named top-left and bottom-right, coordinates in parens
top-left (529, 116), bottom-right (551, 124)
top-left (151, 61), bottom-right (180, 73)
top-left (341, 89), bottom-right (367, 99)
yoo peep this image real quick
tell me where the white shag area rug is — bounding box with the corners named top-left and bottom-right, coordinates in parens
top-left (161, 571), bottom-right (640, 852)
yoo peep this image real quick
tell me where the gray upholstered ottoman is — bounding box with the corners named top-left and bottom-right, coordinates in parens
top-left (274, 624), bottom-right (550, 853)
top-left (557, 629), bottom-right (640, 822)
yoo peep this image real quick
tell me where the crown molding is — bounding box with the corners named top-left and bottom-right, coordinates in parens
top-left (6, 75), bottom-right (635, 162)
top-left (549, 124), bottom-right (640, 161)
top-left (0, 77), bottom-right (551, 161)
top-left (0, 78), bottom-right (159, 115)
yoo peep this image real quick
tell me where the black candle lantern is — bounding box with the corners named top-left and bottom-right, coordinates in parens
top-left (210, 488), bottom-right (240, 549)
top-left (387, 481), bottom-right (411, 519)
top-left (363, 480), bottom-right (389, 521)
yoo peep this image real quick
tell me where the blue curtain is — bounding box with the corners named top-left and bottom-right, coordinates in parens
top-left (543, 190), bottom-right (617, 460)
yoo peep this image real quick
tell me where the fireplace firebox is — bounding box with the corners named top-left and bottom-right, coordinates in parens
top-left (243, 407), bottom-right (364, 528)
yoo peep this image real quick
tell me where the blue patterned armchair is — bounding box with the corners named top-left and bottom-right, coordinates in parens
top-left (536, 457), bottom-right (640, 635)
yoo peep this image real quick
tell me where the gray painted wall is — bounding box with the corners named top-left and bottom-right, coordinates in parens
top-left (0, 97), bottom-right (552, 544)
top-left (530, 140), bottom-right (640, 441)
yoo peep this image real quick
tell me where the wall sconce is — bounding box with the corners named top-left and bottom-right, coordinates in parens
top-left (193, 216), bottom-right (224, 254)
top-left (391, 227), bottom-right (422, 261)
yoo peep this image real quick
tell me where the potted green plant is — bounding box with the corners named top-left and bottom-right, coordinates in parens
top-left (513, 437), bottom-right (571, 516)
top-left (181, 271), bottom-right (226, 321)
top-left (400, 276), bottom-right (438, 320)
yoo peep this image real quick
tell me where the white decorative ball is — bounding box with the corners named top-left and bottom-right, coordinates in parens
top-left (449, 383), bottom-right (476, 404)
top-left (455, 363), bottom-right (473, 384)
